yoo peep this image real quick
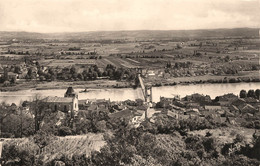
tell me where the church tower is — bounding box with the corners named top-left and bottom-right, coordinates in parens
top-left (64, 87), bottom-right (79, 114)
top-left (64, 87), bottom-right (78, 99)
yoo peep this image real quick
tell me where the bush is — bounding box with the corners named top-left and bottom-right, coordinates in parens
top-left (58, 126), bottom-right (72, 136)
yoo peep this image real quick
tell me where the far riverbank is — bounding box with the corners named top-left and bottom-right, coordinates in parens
top-left (0, 71), bottom-right (259, 92)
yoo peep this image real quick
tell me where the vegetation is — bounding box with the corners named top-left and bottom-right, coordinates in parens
top-left (240, 89), bottom-right (260, 99)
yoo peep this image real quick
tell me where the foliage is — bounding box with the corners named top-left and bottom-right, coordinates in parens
top-left (33, 130), bottom-right (55, 153)
top-left (2, 144), bottom-right (39, 166)
top-left (240, 90), bottom-right (247, 98)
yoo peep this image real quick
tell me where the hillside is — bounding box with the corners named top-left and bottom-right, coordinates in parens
top-left (3, 133), bottom-right (105, 163)
top-left (0, 28), bottom-right (259, 41)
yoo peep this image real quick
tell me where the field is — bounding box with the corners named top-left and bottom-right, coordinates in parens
top-left (0, 29), bottom-right (259, 92)
top-left (3, 133), bottom-right (105, 163)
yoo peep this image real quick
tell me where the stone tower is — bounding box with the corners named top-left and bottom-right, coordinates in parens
top-left (64, 87), bottom-right (78, 99)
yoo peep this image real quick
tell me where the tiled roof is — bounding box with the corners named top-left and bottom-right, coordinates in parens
top-left (109, 109), bottom-right (133, 119)
top-left (42, 96), bottom-right (73, 103)
top-left (245, 97), bottom-right (258, 103)
top-left (7, 72), bottom-right (18, 76)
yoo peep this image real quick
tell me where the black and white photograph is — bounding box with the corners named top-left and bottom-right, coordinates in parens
top-left (0, 0), bottom-right (259, 165)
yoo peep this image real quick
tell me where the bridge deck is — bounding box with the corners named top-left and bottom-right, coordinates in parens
top-left (138, 74), bottom-right (146, 99)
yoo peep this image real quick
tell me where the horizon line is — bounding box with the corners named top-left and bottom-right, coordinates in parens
top-left (0, 27), bottom-right (259, 34)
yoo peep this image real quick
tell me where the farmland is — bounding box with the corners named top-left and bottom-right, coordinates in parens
top-left (0, 28), bottom-right (259, 91)
top-left (3, 133), bottom-right (105, 163)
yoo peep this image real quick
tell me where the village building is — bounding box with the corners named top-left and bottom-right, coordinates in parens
top-left (182, 93), bottom-right (211, 106)
top-left (161, 109), bottom-right (179, 119)
top-left (204, 105), bottom-right (222, 111)
top-left (79, 98), bottom-right (110, 110)
top-left (109, 109), bottom-right (146, 127)
top-left (159, 96), bottom-right (180, 108)
top-left (216, 93), bottom-right (238, 106)
top-left (42, 87), bottom-right (79, 115)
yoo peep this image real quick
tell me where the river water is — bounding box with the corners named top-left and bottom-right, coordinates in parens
top-left (0, 82), bottom-right (259, 105)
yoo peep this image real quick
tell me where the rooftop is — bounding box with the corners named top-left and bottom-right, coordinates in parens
top-left (42, 96), bottom-right (73, 103)
top-left (65, 87), bottom-right (77, 95)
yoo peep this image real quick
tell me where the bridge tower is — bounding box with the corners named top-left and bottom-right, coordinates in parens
top-left (145, 86), bottom-right (152, 103)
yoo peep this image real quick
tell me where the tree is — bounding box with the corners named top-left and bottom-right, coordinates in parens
top-left (30, 95), bottom-right (52, 132)
top-left (250, 136), bottom-right (260, 160)
top-left (33, 130), bottom-right (55, 154)
top-left (255, 89), bottom-right (260, 99)
top-left (14, 66), bottom-right (21, 74)
top-left (240, 90), bottom-right (247, 98)
top-left (2, 144), bottom-right (36, 166)
top-left (39, 76), bottom-right (45, 81)
top-left (77, 73), bottom-right (83, 80)
top-left (26, 68), bottom-right (33, 79)
top-left (0, 103), bottom-right (15, 137)
top-left (58, 126), bottom-right (72, 136)
top-left (70, 66), bottom-right (76, 75)
top-left (177, 44), bottom-right (182, 49)
top-left (3, 80), bottom-right (10, 87)
top-left (247, 89), bottom-right (255, 98)
top-left (224, 55), bottom-right (230, 62)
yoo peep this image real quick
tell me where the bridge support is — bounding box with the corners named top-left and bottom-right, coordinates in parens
top-left (145, 86), bottom-right (152, 103)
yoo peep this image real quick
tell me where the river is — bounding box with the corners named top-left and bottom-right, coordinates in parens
top-left (0, 82), bottom-right (259, 105)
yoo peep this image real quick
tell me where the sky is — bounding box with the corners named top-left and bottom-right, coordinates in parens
top-left (0, 0), bottom-right (259, 33)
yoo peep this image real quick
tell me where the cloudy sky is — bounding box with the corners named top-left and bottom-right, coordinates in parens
top-left (0, 0), bottom-right (259, 33)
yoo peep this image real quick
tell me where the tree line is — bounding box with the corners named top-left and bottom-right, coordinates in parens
top-left (30, 64), bottom-right (137, 82)
top-left (240, 89), bottom-right (260, 99)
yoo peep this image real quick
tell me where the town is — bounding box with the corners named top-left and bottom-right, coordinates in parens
top-left (1, 84), bottom-right (260, 165)
top-left (0, 0), bottom-right (260, 164)
top-left (0, 29), bottom-right (260, 165)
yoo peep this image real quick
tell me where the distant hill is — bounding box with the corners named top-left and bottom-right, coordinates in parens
top-left (0, 28), bottom-right (259, 41)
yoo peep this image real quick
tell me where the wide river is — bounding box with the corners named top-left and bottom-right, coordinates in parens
top-left (0, 82), bottom-right (259, 105)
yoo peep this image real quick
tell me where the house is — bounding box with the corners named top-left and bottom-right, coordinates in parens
top-left (186, 102), bottom-right (200, 108)
top-left (123, 99), bottom-right (137, 106)
top-left (135, 98), bottom-right (144, 106)
top-left (182, 93), bottom-right (211, 105)
top-left (10, 103), bottom-right (17, 111)
top-left (238, 104), bottom-right (258, 114)
top-left (161, 109), bottom-right (179, 119)
top-left (2, 68), bottom-right (18, 81)
top-left (7, 72), bottom-right (18, 81)
top-left (163, 73), bottom-right (171, 79)
top-left (108, 109), bottom-right (146, 127)
top-left (204, 105), bottom-right (222, 111)
top-left (145, 70), bottom-right (156, 77)
top-left (42, 87), bottom-right (79, 115)
top-left (79, 98), bottom-right (110, 110)
top-left (185, 108), bottom-right (200, 116)
top-left (244, 97), bottom-right (260, 108)
top-left (229, 105), bottom-right (240, 115)
top-left (159, 96), bottom-right (180, 108)
top-left (216, 94), bottom-right (238, 106)
top-left (231, 98), bottom-right (246, 108)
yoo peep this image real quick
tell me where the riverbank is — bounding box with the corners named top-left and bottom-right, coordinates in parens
top-left (0, 71), bottom-right (259, 92)
top-left (0, 79), bottom-right (131, 92)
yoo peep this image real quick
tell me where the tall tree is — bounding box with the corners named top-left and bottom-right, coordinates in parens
top-left (30, 95), bottom-right (52, 132)
top-left (247, 90), bottom-right (256, 98)
top-left (239, 90), bottom-right (247, 98)
top-left (255, 89), bottom-right (260, 99)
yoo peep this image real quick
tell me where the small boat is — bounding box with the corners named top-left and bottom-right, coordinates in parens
top-left (79, 89), bottom-right (90, 93)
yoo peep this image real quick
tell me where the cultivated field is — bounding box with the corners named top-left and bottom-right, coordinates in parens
top-left (3, 133), bottom-right (105, 163)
